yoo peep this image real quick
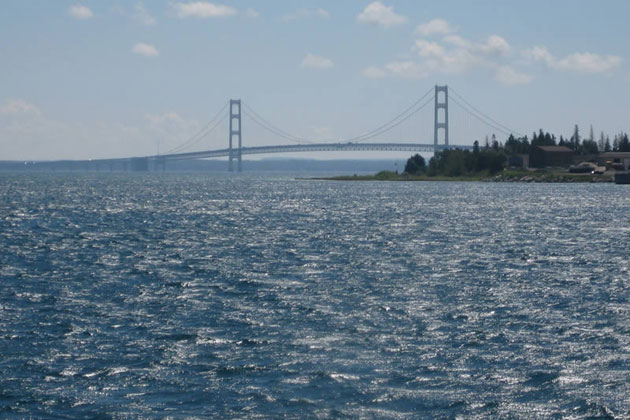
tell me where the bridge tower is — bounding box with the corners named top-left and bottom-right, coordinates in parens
top-left (434, 85), bottom-right (449, 152)
top-left (229, 99), bottom-right (242, 172)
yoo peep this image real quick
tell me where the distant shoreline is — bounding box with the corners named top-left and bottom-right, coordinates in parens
top-left (306, 170), bottom-right (615, 183)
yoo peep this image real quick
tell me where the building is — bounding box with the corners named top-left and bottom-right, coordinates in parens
top-left (529, 146), bottom-right (574, 168)
top-left (598, 152), bottom-right (630, 170)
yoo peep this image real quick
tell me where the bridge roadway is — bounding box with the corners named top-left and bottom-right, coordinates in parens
top-left (153, 142), bottom-right (473, 162)
top-left (26, 142), bottom-right (473, 171)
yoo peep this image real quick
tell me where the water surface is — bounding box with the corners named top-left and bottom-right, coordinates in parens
top-left (1, 174), bottom-right (628, 418)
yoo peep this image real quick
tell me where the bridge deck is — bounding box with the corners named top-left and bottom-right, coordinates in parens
top-left (153, 142), bottom-right (472, 162)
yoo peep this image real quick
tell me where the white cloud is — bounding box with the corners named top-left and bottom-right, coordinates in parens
top-left (245, 8), bottom-right (260, 18)
top-left (482, 35), bottom-right (510, 56)
top-left (132, 43), bottom-right (159, 57)
top-left (68, 4), bottom-right (94, 20)
top-left (282, 8), bottom-right (329, 21)
top-left (134, 2), bottom-right (157, 25)
top-left (301, 53), bottom-right (334, 69)
top-left (411, 38), bottom-right (483, 74)
top-left (146, 112), bottom-right (188, 126)
top-left (524, 46), bottom-right (622, 74)
top-left (415, 18), bottom-right (455, 36)
top-left (357, 2), bottom-right (407, 28)
top-left (363, 32), bottom-right (516, 83)
top-left (0, 99), bottom-right (41, 115)
top-left (171, 2), bottom-right (237, 19)
top-left (495, 65), bottom-right (533, 86)
top-left (362, 66), bottom-right (387, 79)
top-left (413, 40), bottom-right (447, 58)
top-left (384, 61), bottom-right (429, 79)
top-left (408, 34), bottom-right (510, 74)
top-left (145, 112), bottom-right (200, 150)
top-left (524, 45), bottom-right (554, 63)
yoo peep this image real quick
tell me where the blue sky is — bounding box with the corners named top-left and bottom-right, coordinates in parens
top-left (1, 1), bottom-right (629, 160)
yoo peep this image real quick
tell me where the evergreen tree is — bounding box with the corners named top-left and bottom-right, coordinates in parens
top-left (571, 124), bottom-right (581, 151)
top-left (619, 133), bottom-right (630, 152)
top-left (404, 153), bottom-right (426, 174)
top-left (559, 135), bottom-right (566, 146)
top-left (598, 131), bottom-right (606, 153)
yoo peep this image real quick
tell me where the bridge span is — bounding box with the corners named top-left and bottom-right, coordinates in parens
top-left (153, 142), bottom-right (471, 162)
top-left (25, 85), bottom-right (516, 172)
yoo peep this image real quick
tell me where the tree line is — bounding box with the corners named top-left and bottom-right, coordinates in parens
top-left (404, 125), bottom-right (630, 177)
top-left (504, 125), bottom-right (630, 155)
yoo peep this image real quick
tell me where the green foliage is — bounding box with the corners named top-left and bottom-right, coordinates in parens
top-left (404, 154), bottom-right (426, 174)
top-left (374, 170), bottom-right (398, 180)
top-left (404, 126), bottom-right (630, 179)
top-left (504, 134), bottom-right (530, 154)
top-left (425, 148), bottom-right (506, 177)
top-left (618, 133), bottom-right (630, 152)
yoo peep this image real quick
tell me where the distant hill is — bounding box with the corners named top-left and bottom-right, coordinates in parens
top-left (0, 158), bottom-right (406, 175)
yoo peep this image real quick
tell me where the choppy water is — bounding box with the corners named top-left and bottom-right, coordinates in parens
top-left (1, 173), bottom-right (629, 419)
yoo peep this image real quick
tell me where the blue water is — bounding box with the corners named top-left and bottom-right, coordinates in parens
top-left (1, 174), bottom-right (628, 419)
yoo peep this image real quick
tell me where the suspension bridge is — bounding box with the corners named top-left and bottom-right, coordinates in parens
top-left (31, 85), bottom-right (522, 172)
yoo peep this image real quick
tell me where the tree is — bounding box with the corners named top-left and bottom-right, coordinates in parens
top-left (404, 153), bottom-right (426, 174)
top-left (582, 138), bottom-right (599, 155)
top-left (598, 131), bottom-right (606, 153)
top-left (619, 133), bottom-right (630, 152)
top-left (571, 124), bottom-right (581, 151)
top-left (491, 134), bottom-right (499, 150)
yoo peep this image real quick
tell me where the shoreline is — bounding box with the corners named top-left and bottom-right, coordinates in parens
top-left (306, 170), bottom-right (615, 183)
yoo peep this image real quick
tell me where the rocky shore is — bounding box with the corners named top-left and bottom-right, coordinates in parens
top-left (486, 173), bottom-right (614, 183)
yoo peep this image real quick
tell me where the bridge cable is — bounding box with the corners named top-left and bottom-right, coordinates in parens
top-left (344, 86), bottom-right (434, 143)
top-left (163, 101), bottom-right (229, 155)
top-left (347, 88), bottom-right (435, 143)
top-left (242, 102), bottom-right (313, 144)
top-left (449, 96), bottom-right (512, 137)
top-left (243, 87), bottom-right (435, 145)
top-left (350, 95), bottom-right (435, 143)
top-left (448, 87), bottom-right (524, 137)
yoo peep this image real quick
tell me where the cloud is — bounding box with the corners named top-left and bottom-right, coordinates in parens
top-left (245, 8), bottom-right (260, 18)
top-left (281, 8), bottom-right (329, 21)
top-left (415, 18), bottom-right (456, 36)
top-left (524, 46), bottom-right (622, 74)
top-left (495, 65), bottom-right (533, 86)
top-left (68, 4), bottom-right (94, 20)
top-left (171, 2), bottom-right (237, 19)
top-left (0, 99), bottom-right (41, 115)
top-left (482, 35), bottom-right (510, 56)
top-left (384, 61), bottom-right (429, 79)
top-left (362, 66), bottom-right (387, 79)
top-left (145, 112), bottom-right (201, 149)
top-left (364, 30), bottom-right (516, 82)
top-left (301, 53), bottom-right (334, 69)
top-left (357, 2), bottom-right (407, 28)
top-left (132, 43), bottom-right (159, 57)
top-left (134, 2), bottom-right (157, 25)
top-left (146, 112), bottom-right (188, 126)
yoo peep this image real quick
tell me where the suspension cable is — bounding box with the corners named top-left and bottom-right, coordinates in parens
top-left (350, 94), bottom-right (435, 143)
top-left (344, 86), bottom-right (434, 142)
top-left (449, 87), bottom-right (524, 137)
top-left (449, 96), bottom-right (512, 137)
top-left (163, 101), bottom-right (229, 155)
top-left (242, 102), bottom-right (312, 144)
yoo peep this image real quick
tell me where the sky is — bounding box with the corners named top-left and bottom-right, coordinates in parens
top-left (1, 0), bottom-right (629, 161)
